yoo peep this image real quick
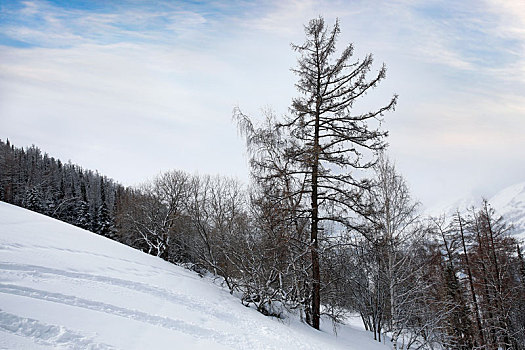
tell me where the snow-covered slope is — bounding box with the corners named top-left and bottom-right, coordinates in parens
top-left (0, 202), bottom-right (387, 350)
top-left (489, 182), bottom-right (525, 240)
top-left (426, 181), bottom-right (525, 242)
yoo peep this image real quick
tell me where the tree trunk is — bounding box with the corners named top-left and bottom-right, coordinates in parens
top-left (458, 213), bottom-right (485, 347)
top-left (310, 94), bottom-right (321, 330)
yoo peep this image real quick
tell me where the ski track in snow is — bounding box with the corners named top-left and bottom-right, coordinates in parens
top-left (0, 262), bottom-right (233, 322)
top-left (0, 310), bottom-right (116, 350)
top-left (0, 270), bottom-right (324, 350)
top-left (0, 268), bottom-right (255, 349)
top-left (0, 263), bottom-right (305, 349)
top-left (0, 242), bottom-right (177, 276)
top-left (0, 283), bottom-right (237, 345)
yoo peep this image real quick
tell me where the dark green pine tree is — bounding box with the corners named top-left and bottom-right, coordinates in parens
top-left (54, 176), bottom-right (66, 220)
top-left (25, 187), bottom-right (43, 213)
top-left (443, 262), bottom-right (475, 350)
top-left (76, 176), bottom-right (92, 231)
top-left (61, 176), bottom-right (78, 225)
top-left (514, 244), bottom-right (525, 348)
top-left (518, 244), bottom-right (525, 289)
top-left (96, 178), bottom-right (115, 239)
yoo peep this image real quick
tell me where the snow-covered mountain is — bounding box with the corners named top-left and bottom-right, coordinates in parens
top-left (425, 181), bottom-right (525, 242)
top-left (0, 202), bottom-right (387, 350)
top-left (489, 182), bottom-right (525, 240)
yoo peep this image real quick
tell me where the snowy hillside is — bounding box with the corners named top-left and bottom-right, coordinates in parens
top-left (489, 182), bottom-right (525, 240)
top-left (0, 202), bottom-right (387, 350)
top-left (426, 181), bottom-right (525, 242)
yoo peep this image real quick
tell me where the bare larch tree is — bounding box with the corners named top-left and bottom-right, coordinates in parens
top-left (283, 17), bottom-right (397, 329)
top-left (237, 17), bottom-right (397, 329)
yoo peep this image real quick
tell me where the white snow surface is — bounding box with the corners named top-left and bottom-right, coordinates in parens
top-left (426, 181), bottom-right (525, 242)
top-left (0, 202), bottom-right (388, 350)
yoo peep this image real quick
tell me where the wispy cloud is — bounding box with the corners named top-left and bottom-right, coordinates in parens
top-left (0, 0), bottom-right (222, 48)
top-left (0, 0), bottom-right (524, 206)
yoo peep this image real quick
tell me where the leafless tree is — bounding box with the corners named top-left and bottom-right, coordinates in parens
top-left (236, 16), bottom-right (396, 329)
top-left (346, 155), bottom-right (435, 347)
top-left (186, 175), bottom-right (248, 292)
top-left (119, 170), bottom-right (191, 260)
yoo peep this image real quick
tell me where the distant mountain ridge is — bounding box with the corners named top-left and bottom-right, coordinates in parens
top-left (426, 181), bottom-right (525, 241)
top-left (490, 182), bottom-right (525, 240)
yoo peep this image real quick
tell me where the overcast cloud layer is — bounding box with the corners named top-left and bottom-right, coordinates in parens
top-left (1, 0), bottom-right (524, 208)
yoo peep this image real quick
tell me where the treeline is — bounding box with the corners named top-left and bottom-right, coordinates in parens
top-left (0, 138), bottom-right (120, 238)
top-left (428, 204), bottom-right (525, 349)
top-left (2, 137), bottom-right (524, 349)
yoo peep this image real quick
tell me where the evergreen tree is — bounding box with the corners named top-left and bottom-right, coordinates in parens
top-left (517, 244), bottom-right (525, 289)
top-left (76, 175), bottom-right (92, 230)
top-left (96, 178), bottom-right (115, 239)
top-left (0, 138), bottom-right (122, 237)
top-left (25, 186), bottom-right (43, 213)
top-left (442, 262), bottom-right (475, 349)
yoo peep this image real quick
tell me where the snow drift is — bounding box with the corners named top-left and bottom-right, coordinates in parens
top-left (0, 202), bottom-right (387, 349)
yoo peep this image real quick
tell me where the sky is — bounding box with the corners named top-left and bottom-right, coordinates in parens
top-left (1, 0), bottom-right (524, 209)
